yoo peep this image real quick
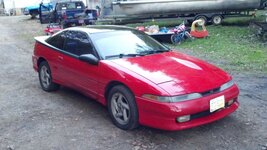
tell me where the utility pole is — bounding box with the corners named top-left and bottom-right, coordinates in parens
top-left (1, 0), bottom-right (5, 9)
top-left (12, 0), bottom-right (15, 15)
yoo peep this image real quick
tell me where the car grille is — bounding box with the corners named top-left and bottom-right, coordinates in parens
top-left (200, 87), bottom-right (221, 97)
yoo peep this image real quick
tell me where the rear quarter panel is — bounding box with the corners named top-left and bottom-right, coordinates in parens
top-left (33, 39), bottom-right (62, 84)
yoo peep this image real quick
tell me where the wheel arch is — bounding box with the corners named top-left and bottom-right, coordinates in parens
top-left (194, 14), bottom-right (209, 20)
top-left (211, 14), bottom-right (224, 19)
top-left (29, 9), bottom-right (39, 15)
top-left (104, 81), bottom-right (134, 101)
top-left (37, 57), bottom-right (47, 68)
top-left (194, 14), bottom-right (209, 25)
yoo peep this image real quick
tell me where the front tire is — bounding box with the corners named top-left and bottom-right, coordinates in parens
top-left (30, 10), bottom-right (38, 19)
top-left (195, 15), bottom-right (207, 26)
top-left (107, 85), bottom-right (139, 130)
top-left (38, 61), bottom-right (60, 92)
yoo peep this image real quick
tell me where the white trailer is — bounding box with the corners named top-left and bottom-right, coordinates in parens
top-left (98, 0), bottom-right (267, 24)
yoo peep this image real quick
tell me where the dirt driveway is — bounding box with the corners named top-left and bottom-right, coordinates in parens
top-left (0, 16), bottom-right (266, 150)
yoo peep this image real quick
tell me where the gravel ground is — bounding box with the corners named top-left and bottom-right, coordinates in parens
top-left (0, 16), bottom-right (266, 150)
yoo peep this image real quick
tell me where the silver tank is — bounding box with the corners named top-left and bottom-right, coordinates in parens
top-left (101, 0), bottom-right (262, 18)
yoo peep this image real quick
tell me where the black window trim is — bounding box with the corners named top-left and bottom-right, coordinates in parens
top-left (43, 30), bottom-right (101, 60)
top-left (87, 33), bottom-right (105, 60)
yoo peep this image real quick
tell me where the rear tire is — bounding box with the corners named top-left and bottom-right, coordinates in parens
top-left (107, 85), bottom-right (139, 130)
top-left (212, 15), bottom-right (223, 25)
top-left (38, 61), bottom-right (60, 92)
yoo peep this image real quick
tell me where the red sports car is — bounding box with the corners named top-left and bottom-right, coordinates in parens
top-left (32, 25), bottom-right (239, 131)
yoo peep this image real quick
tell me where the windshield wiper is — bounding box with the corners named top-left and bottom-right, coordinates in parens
top-left (105, 50), bottom-right (171, 59)
top-left (141, 49), bottom-right (171, 55)
top-left (105, 53), bottom-right (145, 59)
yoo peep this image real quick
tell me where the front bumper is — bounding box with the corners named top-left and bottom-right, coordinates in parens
top-left (136, 84), bottom-right (239, 131)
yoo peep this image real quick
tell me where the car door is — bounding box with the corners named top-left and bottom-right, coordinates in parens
top-left (45, 31), bottom-right (67, 84)
top-left (59, 30), bottom-right (100, 99)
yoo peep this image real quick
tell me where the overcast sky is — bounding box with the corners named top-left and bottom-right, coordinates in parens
top-left (6, 0), bottom-right (41, 8)
top-left (4, 0), bottom-right (87, 10)
top-left (4, 0), bottom-right (41, 10)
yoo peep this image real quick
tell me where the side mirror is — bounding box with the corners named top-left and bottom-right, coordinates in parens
top-left (79, 54), bottom-right (99, 65)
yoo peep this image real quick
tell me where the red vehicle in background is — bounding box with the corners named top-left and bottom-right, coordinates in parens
top-left (44, 23), bottom-right (62, 35)
top-left (32, 25), bottom-right (239, 131)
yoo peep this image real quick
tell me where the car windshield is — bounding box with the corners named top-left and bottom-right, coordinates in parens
top-left (90, 30), bottom-right (170, 59)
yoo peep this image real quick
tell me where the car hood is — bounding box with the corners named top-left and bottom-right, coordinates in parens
top-left (110, 51), bottom-right (231, 95)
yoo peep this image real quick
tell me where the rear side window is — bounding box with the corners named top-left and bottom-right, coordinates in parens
top-left (64, 31), bottom-right (95, 56)
top-left (46, 32), bottom-right (66, 49)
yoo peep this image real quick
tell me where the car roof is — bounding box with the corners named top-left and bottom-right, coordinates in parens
top-left (67, 25), bottom-right (136, 34)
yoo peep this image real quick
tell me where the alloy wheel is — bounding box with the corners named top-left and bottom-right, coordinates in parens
top-left (40, 65), bottom-right (51, 89)
top-left (110, 92), bottom-right (130, 125)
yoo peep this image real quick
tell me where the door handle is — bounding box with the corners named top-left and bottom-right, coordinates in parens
top-left (58, 56), bottom-right (64, 61)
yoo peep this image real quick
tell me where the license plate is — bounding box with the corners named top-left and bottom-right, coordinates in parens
top-left (210, 95), bottom-right (225, 112)
top-left (78, 20), bottom-right (84, 24)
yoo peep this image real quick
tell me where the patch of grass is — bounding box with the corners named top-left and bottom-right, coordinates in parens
top-left (126, 10), bottom-right (267, 73)
top-left (173, 25), bottom-right (267, 73)
top-left (223, 16), bottom-right (265, 26)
